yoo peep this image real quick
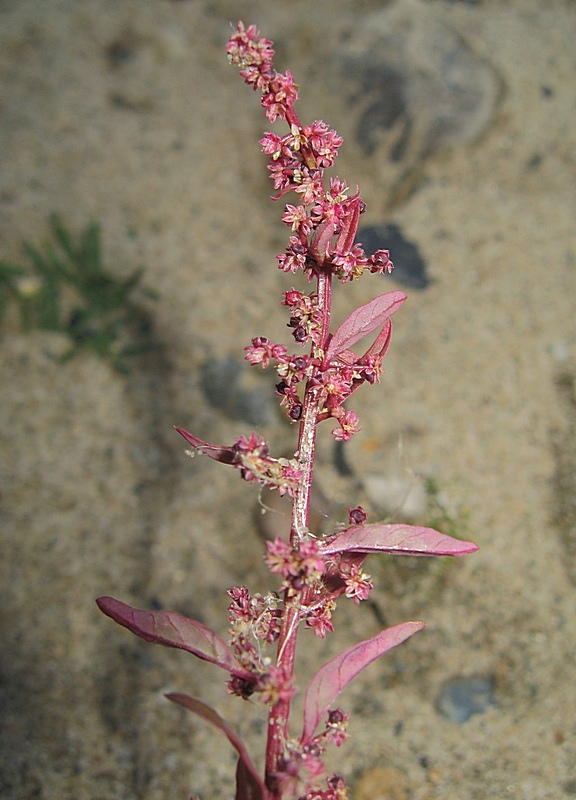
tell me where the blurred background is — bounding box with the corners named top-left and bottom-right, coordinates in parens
top-left (1, 1), bottom-right (575, 798)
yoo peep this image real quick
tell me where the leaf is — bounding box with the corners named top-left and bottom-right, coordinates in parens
top-left (320, 523), bottom-right (479, 558)
top-left (334, 196), bottom-right (363, 254)
top-left (174, 427), bottom-right (237, 465)
top-left (309, 216), bottom-right (336, 264)
top-left (301, 621), bottom-right (424, 743)
top-left (166, 693), bottom-right (266, 800)
top-left (324, 291), bottom-right (406, 363)
top-left (360, 319), bottom-right (392, 362)
top-left (96, 597), bottom-right (251, 678)
top-left (236, 756), bottom-right (266, 800)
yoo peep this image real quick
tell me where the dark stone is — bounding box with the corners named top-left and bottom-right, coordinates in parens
top-left (436, 675), bottom-right (496, 723)
top-left (337, 3), bottom-right (499, 164)
top-left (356, 223), bottom-right (430, 289)
top-left (200, 356), bottom-right (274, 426)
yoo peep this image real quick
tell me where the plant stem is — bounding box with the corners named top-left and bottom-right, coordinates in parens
top-left (264, 272), bottom-right (332, 795)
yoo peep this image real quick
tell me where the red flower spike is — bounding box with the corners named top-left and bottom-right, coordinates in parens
top-left (98, 22), bottom-right (480, 800)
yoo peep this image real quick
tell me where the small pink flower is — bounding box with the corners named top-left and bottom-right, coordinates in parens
top-left (325, 709), bottom-right (350, 747)
top-left (299, 539), bottom-right (326, 578)
top-left (261, 71), bottom-right (299, 122)
top-left (245, 336), bottom-right (288, 368)
top-left (234, 431), bottom-right (268, 456)
top-left (227, 585), bottom-right (253, 621)
top-left (294, 170), bottom-right (325, 206)
top-left (348, 506), bottom-right (367, 525)
top-left (260, 132), bottom-right (289, 160)
top-left (302, 121), bottom-right (344, 168)
top-left (282, 288), bottom-right (304, 307)
top-left (282, 203), bottom-right (309, 232)
top-left (342, 563), bottom-right (373, 604)
top-left (331, 410), bottom-right (361, 442)
top-left (265, 537), bottom-right (296, 579)
top-left (327, 177), bottom-right (348, 202)
top-left (357, 354), bottom-right (382, 385)
top-left (226, 23), bottom-right (275, 87)
top-left (267, 159), bottom-right (295, 192)
top-left (368, 248), bottom-right (393, 274)
top-left (277, 237), bottom-right (309, 274)
top-left (258, 663), bottom-right (295, 706)
top-left (305, 599), bottom-right (335, 638)
top-left (265, 537), bottom-right (325, 592)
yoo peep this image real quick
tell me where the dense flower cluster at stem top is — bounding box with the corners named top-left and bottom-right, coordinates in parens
top-left (226, 21), bottom-right (393, 283)
top-left (228, 22), bottom-right (396, 441)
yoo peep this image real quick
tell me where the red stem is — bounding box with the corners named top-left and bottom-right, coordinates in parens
top-left (264, 271), bottom-right (332, 796)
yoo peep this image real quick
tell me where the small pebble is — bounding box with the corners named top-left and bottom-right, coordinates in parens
top-left (436, 675), bottom-right (496, 723)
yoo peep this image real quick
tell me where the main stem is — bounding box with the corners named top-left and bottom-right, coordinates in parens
top-left (264, 272), bottom-right (332, 795)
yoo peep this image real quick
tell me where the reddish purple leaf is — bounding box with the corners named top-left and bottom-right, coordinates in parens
top-left (334, 195), bottom-right (363, 254)
top-left (166, 693), bottom-right (265, 800)
top-left (174, 427), bottom-right (237, 465)
top-left (320, 523), bottom-right (479, 558)
top-left (324, 291), bottom-right (406, 364)
top-left (97, 597), bottom-right (251, 678)
top-left (236, 756), bottom-right (266, 800)
top-left (301, 621), bottom-right (424, 743)
top-left (360, 319), bottom-right (392, 362)
top-left (309, 216), bottom-right (336, 264)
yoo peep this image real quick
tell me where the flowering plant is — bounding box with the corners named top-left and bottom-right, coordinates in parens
top-left (97, 22), bottom-right (477, 800)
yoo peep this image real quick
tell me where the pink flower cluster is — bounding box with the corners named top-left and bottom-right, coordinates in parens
top-left (227, 24), bottom-right (392, 284)
top-left (229, 21), bottom-right (395, 441)
top-left (273, 733), bottom-right (349, 800)
top-left (245, 322), bottom-right (378, 438)
top-left (232, 433), bottom-right (303, 496)
top-left (262, 528), bottom-right (374, 640)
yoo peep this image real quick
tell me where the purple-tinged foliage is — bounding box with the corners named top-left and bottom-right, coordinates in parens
top-left (320, 523), bottom-right (479, 559)
top-left (166, 694), bottom-right (266, 800)
top-left (301, 622), bottom-right (425, 744)
top-left (323, 291), bottom-right (406, 363)
top-left (96, 596), bottom-right (253, 679)
top-left (97, 21), bottom-right (478, 800)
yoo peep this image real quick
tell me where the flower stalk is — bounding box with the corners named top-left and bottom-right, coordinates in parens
top-left (97, 22), bottom-right (478, 800)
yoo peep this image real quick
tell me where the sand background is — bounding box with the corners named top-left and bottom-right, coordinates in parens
top-left (1, 1), bottom-right (576, 798)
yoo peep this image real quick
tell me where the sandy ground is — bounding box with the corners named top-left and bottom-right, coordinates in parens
top-left (1, 1), bottom-right (576, 798)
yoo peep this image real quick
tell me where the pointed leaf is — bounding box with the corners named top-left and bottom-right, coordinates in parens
top-left (334, 195), bottom-right (363, 254)
top-left (236, 756), bottom-right (266, 800)
top-left (320, 523), bottom-right (478, 558)
top-left (360, 319), bottom-right (392, 362)
top-left (174, 427), bottom-right (237, 465)
top-left (309, 216), bottom-right (336, 264)
top-left (324, 291), bottom-right (406, 363)
top-left (97, 597), bottom-right (251, 678)
top-left (166, 693), bottom-right (265, 800)
top-left (301, 621), bottom-right (424, 743)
